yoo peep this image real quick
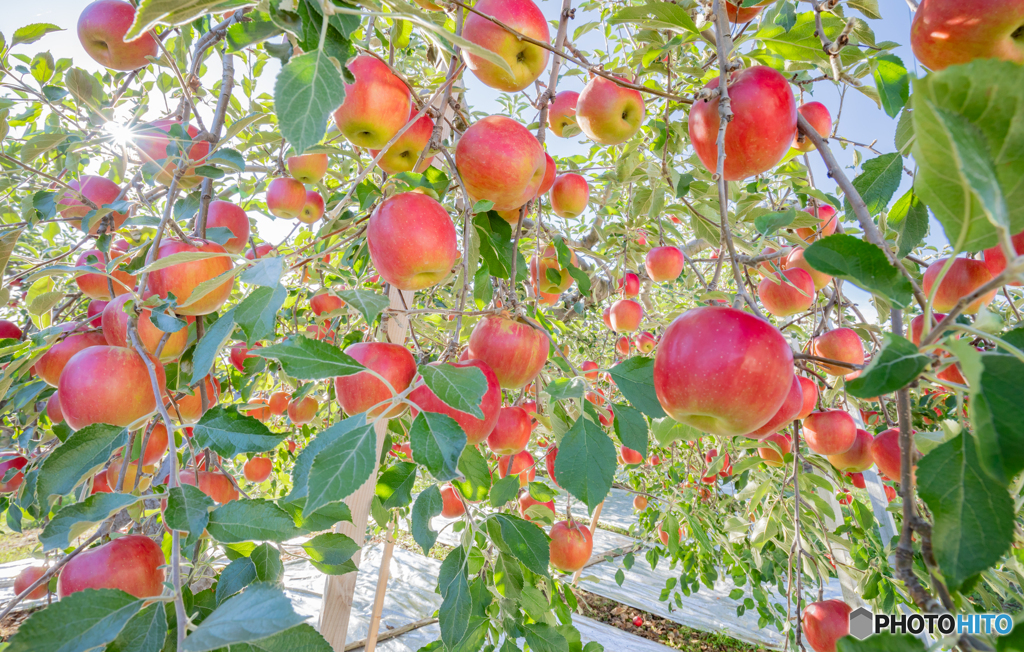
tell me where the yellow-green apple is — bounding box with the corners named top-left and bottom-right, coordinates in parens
top-left (332, 55), bottom-right (412, 148)
top-left (635, 331), bottom-right (656, 354)
top-left (645, 246), bottom-right (684, 282)
top-left (745, 374), bottom-right (803, 438)
top-left (758, 432), bottom-right (792, 467)
top-left (334, 342), bottom-right (417, 418)
top-left (795, 203), bottom-right (838, 242)
top-left (689, 66), bottom-right (796, 180)
top-left (456, 115), bottom-right (546, 211)
top-left (171, 375), bottom-right (219, 424)
top-left (205, 200), bottom-right (250, 253)
top-left (803, 600), bottom-right (851, 652)
top-left (549, 90), bottom-right (580, 137)
top-left (803, 410), bottom-right (856, 456)
top-left (810, 328), bottom-right (864, 376)
top-left (57, 535), bottom-right (164, 599)
top-left (609, 299), bottom-right (643, 332)
top-left (793, 102), bottom-right (832, 152)
top-left (58, 346), bottom-right (166, 430)
top-left (911, 0), bottom-right (1024, 70)
top-left (288, 395), bottom-right (319, 425)
top-left (287, 153), bottom-right (328, 184)
top-left (0, 320), bottom-right (22, 340)
top-left (74, 249), bottom-right (135, 300)
top-left (35, 330), bottom-right (107, 387)
top-left (297, 190), bottom-right (325, 224)
top-left (531, 245), bottom-right (576, 294)
top-left (576, 75), bottom-right (645, 146)
top-left (828, 428), bottom-right (873, 472)
top-left (497, 450), bottom-right (536, 486)
top-left (147, 238), bottom-right (234, 315)
top-left (467, 314), bottom-right (549, 389)
top-left (410, 359), bottom-right (500, 445)
top-left (269, 390), bottom-right (291, 416)
top-left (615, 335), bottom-right (631, 356)
top-left (244, 456), bottom-right (273, 483)
top-left (785, 247), bottom-right (832, 290)
top-left (983, 229), bottom-right (1024, 286)
top-left (550, 173), bottom-right (589, 218)
top-left (796, 376), bottom-right (818, 420)
top-left (462, 0), bottom-right (550, 92)
top-left (440, 484), bottom-right (466, 518)
top-left (135, 120), bottom-right (209, 188)
top-left (757, 268), bottom-right (815, 317)
top-left (923, 257), bottom-right (996, 313)
top-left (77, 0), bottom-right (158, 71)
top-left (619, 272), bottom-right (640, 297)
top-left (549, 521), bottom-right (593, 572)
top-left (537, 153), bottom-right (556, 196)
top-left (519, 493), bottom-right (555, 521)
top-left (487, 406), bottom-right (532, 454)
top-left (367, 192), bottom-right (458, 291)
top-left (266, 177), bottom-right (306, 219)
top-left (0, 456), bottom-right (28, 493)
top-left (58, 175), bottom-right (129, 235)
top-left (370, 110), bottom-right (435, 174)
top-left (13, 566), bottom-right (48, 600)
top-left (310, 292), bottom-right (345, 316)
top-left (655, 306), bottom-right (795, 437)
top-left (101, 294), bottom-right (190, 362)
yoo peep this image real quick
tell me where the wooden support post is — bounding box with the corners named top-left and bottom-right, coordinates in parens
top-left (572, 501), bottom-right (604, 585)
top-left (319, 287), bottom-right (412, 650)
top-left (364, 525), bottom-right (396, 652)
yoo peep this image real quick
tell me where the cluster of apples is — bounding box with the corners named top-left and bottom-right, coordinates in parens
top-left (266, 154), bottom-right (329, 224)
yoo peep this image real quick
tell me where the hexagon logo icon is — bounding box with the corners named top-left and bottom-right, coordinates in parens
top-left (849, 607), bottom-right (874, 640)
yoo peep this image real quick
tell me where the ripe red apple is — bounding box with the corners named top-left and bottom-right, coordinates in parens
top-left (657, 522), bottom-right (684, 546)
top-left (310, 292), bottom-right (344, 317)
top-left (803, 410), bottom-right (857, 456)
top-left (456, 116), bottom-right (546, 211)
top-left (549, 521), bottom-right (593, 572)
top-left (105, 457), bottom-right (151, 492)
top-left (86, 300), bottom-right (108, 327)
top-left (297, 190), bottom-right (325, 224)
top-left (581, 361), bottom-right (599, 381)
top-left (803, 600), bottom-right (851, 652)
top-left (519, 493), bottom-right (555, 521)
top-left (462, 0), bottom-right (550, 92)
top-left (229, 342), bottom-right (261, 373)
top-left (828, 428), bottom-right (874, 472)
top-left (147, 238), bottom-right (234, 316)
top-left (550, 173), bottom-right (589, 218)
top-left (531, 245), bottom-right (577, 294)
top-left (102, 294), bottom-right (190, 362)
top-left (335, 342), bottom-right (417, 418)
top-left (367, 192), bottom-right (458, 291)
top-left (654, 307), bottom-right (795, 437)
top-left (982, 229), bottom-right (1024, 286)
top-left (135, 120), bottom-right (209, 188)
top-left (409, 359), bottom-right (501, 445)
top-left (288, 395), bottom-right (319, 425)
top-left (758, 268), bottom-right (816, 318)
top-left (123, 422), bottom-right (168, 467)
top-left (172, 375), bottom-right (219, 424)
top-left (645, 247), bottom-right (684, 282)
top-left (205, 200), bottom-right (251, 253)
top-left (287, 153), bottom-right (329, 184)
top-left (690, 66), bottom-right (796, 180)
top-left (57, 535), bottom-right (165, 599)
top-left (549, 90), bottom-right (580, 137)
top-left (745, 374), bottom-right (803, 438)
top-left (58, 175), bottom-right (129, 234)
top-left (544, 446), bottom-right (559, 486)
top-left (438, 484), bottom-right (467, 518)
top-left (333, 55), bottom-right (412, 148)
top-left (870, 428), bottom-right (903, 480)
top-left (537, 154), bottom-right (557, 197)
top-left (633, 495), bottom-right (648, 510)
top-left (466, 315), bottom-right (549, 389)
top-left (14, 566), bottom-right (48, 600)
top-left (74, 249), bottom-right (135, 300)
top-left (810, 328), bottom-right (865, 377)
top-left (796, 376), bottom-right (818, 420)
top-left (497, 450), bottom-right (536, 486)
top-left (758, 432), bottom-right (792, 467)
top-left (601, 306), bottom-right (613, 330)
top-left (635, 331), bottom-right (656, 354)
top-left (370, 110), bottom-right (435, 175)
top-left (725, 0), bottom-right (769, 22)
top-left (245, 243), bottom-right (275, 260)
top-left (0, 320), bottom-right (22, 340)
top-left (796, 203), bottom-right (838, 242)
top-left (244, 456), bottom-right (273, 483)
top-left (923, 257), bottom-right (996, 314)
top-left (180, 470), bottom-right (239, 504)
top-left (266, 178), bottom-right (306, 219)
top-left (793, 102), bottom-right (832, 153)
top-left (621, 446), bottom-right (643, 465)
top-left (615, 335), bottom-right (631, 356)
top-left (77, 0), bottom-right (158, 71)
top-left (785, 247), bottom-right (832, 291)
top-left (910, 0), bottom-right (1024, 70)
top-left (576, 76), bottom-right (646, 146)
top-left (35, 330), bottom-right (107, 387)
top-left (269, 391), bottom-right (292, 416)
top-left (619, 272), bottom-right (641, 298)
top-left (59, 346), bottom-right (166, 431)
top-left (0, 456), bottom-right (28, 493)
top-left (46, 392), bottom-right (64, 424)
top-left (609, 299), bottom-right (643, 332)
top-left (885, 484), bottom-right (897, 502)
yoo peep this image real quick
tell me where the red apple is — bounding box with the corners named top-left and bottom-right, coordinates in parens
top-left (828, 428), bottom-right (874, 472)
top-left (537, 154), bottom-right (557, 196)
top-left (633, 495), bottom-right (648, 510)
top-left (793, 102), bottom-right (832, 153)
top-left (333, 55), bottom-right (412, 148)
top-left (287, 153), bottom-right (328, 184)
top-left (14, 566), bottom-right (48, 600)
top-left (619, 272), bottom-right (641, 298)
top-left (172, 375), bottom-right (219, 424)
top-left (910, 0), bottom-right (1024, 70)
top-left (370, 110), bottom-right (436, 175)
top-left (86, 300), bottom-right (108, 327)
top-left (0, 456), bottom-right (28, 493)
top-left (923, 257), bottom-right (996, 314)
top-left (982, 229), bottom-right (1024, 286)
top-left (550, 173), bottom-right (589, 218)
top-left (367, 192), bottom-right (458, 291)
top-left (334, 342), bottom-right (417, 418)
top-left (803, 600), bottom-right (851, 652)
top-left (810, 328), bottom-right (864, 377)
top-left (288, 395), bottom-right (319, 425)
top-left (297, 190), bottom-right (325, 224)
top-left (57, 535), bottom-right (165, 598)
top-left (657, 521), bottom-right (684, 546)
top-left (884, 484), bottom-right (897, 502)
top-left (795, 203), bottom-right (838, 242)
top-left (35, 331), bottom-right (107, 387)
top-left (310, 292), bottom-right (345, 316)
top-left (180, 470), bottom-right (238, 504)
top-left (438, 484), bottom-right (466, 518)
top-left (74, 249), bottom-right (135, 300)
top-left (102, 294), bottom-right (190, 362)
top-left (609, 299), bottom-right (643, 332)
top-left (803, 410), bottom-right (857, 456)
top-left (125, 422), bottom-right (168, 467)
top-left (758, 432), bottom-right (792, 467)
top-left (581, 361), bottom-right (599, 380)
top-left (725, 0), bottom-right (769, 22)
top-left (244, 456), bottom-right (273, 483)
top-left (46, 392), bottom-right (64, 423)
top-left (785, 247), bottom-right (832, 291)
top-left (205, 200), bottom-right (251, 253)
top-left (58, 175), bottom-right (129, 234)
top-left (77, 0), bottom-right (158, 71)
top-left (410, 360), bottom-right (501, 445)
top-left (58, 346), bottom-right (166, 431)
top-left (689, 66), bottom-right (796, 180)
top-left (655, 307), bottom-right (795, 437)
top-left (635, 331), bottom-right (656, 354)
top-left (497, 450), bottom-right (536, 486)
top-left (745, 374), bottom-right (803, 438)
top-left (245, 243), bottom-right (275, 260)
top-left (269, 391), bottom-right (292, 416)
top-left (870, 428), bottom-right (903, 480)
top-left (466, 314), bottom-right (549, 389)
top-left (462, 0), bottom-right (550, 92)
top-left (576, 76), bottom-right (646, 146)
top-left (758, 268), bottom-right (815, 317)
top-left (0, 320), bottom-right (22, 340)
top-left (246, 399), bottom-right (272, 422)
top-left (602, 306), bottom-right (613, 330)
top-left (548, 90), bottom-right (580, 137)
top-left (531, 245), bottom-right (577, 294)
top-left (645, 247), bottom-right (684, 282)
top-left (266, 178), bottom-right (306, 219)
top-left (135, 120), bottom-right (210, 188)
top-left (456, 116), bottom-right (546, 211)
top-left (621, 446), bottom-right (643, 465)
top-left (229, 342), bottom-right (262, 373)
top-left (519, 493), bottom-right (555, 521)
top-left (796, 376), bottom-right (818, 420)
top-left (549, 521), bottom-right (593, 572)
top-left (545, 446), bottom-right (558, 486)
top-left (147, 238), bottom-right (234, 316)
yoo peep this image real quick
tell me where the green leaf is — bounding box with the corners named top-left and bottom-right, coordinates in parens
top-left (182, 583), bottom-right (305, 652)
top-left (846, 334), bottom-right (930, 398)
top-left (847, 0), bottom-right (880, 19)
top-left (418, 364), bottom-right (487, 418)
top-left (41, 492), bottom-right (145, 551)
top-left (917, 433), bottom-right (1014, 591)
top-left (164, 484), bottom-right (215, 544)
top-left (489, 475), bottom-right (520, 508)
top-left (250, 543), bottom-right (284, 583)
top-left (452, 446), bottom-right (490, 503)
top-left (524, 623), bottom-right (570, 652)
top-left (970, 353), bottom-right (1024, 484)
top-left (304, 422), bottom-right (377, 516)
top-left (545, 377), bottom-right (585, 403)
top-left (236, 285), bottom-right (286, 344)
top-left (754, 208), bottom-right (796, 236)
top-left (803, 234), bottom-right (913, 308)
top-left (613, 403), bottom-right (648, 459)
top-left (438, 550), bottom-right (471, 648)
top-left (491, 513), bottom-right (549, 576)
top-left (126, 0), bottom-right (248, 39)
top-left (554, 416), bottom-right (617, 513)
top-left (189, 309), bottom-right (234, 385)
top-left (255, 336), bottom-right (365, 380)
top-left (37, 424), bottom-right (128, 504)
top-left (240, 257), bottom-right (285, 287)
top-left (610, 2), bottom-right (697, 33)
top-left (844, 153), bottom-right (903, 220)
top-left (410, 412), bottom-right (467, 481)
top-left (226, 16), bottom-right (284, 53)
top-left (337, 289), bottom-right (389, 324)
top-left (107, 602), bottom-right (166, 652)
top-left (21, 133), bottom-right (68, 164)
top-left (274, 49), bottom-right (346, 155)
top-left (376, 462), bottom-right (417, 510)
top-left (474, 212), bottom-right (522, 282)
top-left (872, 54), bottom-right (909, 118)
top-left (285, 415), bottom-right (366, 503)
top-left (838, 634), bottom-right (925, 652)
top-left (6, 588), bottom-right (142, 652)
top-left (411, 484), bottom-right (444, 554)
top-left (758, 12), bottom-right (862, 65)
top-left (217, 557), bottom-right (258, 605)
top-left (301, 532), bottom-right (359, 575)
top-left (608, 357), bottom-right (666, 418)
top-left (206, 500), bottom-right (302, 543)
top-left (11, 23), bottom-right (63, 46)
top-left (220, 624), bottom-right (332, 651)
top-left (911, 60), bottom-right (1024, 251)
top-left (192, 406), bottom-right (285, 458)
top-left (887, 189), bottom-right (929, 259)
top-left (895, 107), bottom-right (915, 156)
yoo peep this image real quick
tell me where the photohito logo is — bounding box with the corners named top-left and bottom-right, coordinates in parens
top-left (848, 607), bottom-right (1014, 639)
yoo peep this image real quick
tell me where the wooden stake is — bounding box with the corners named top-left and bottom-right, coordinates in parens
top-left (572, 500), bottom-right (604, 585)
top-left (363, 524), bottom-right (396, 652)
